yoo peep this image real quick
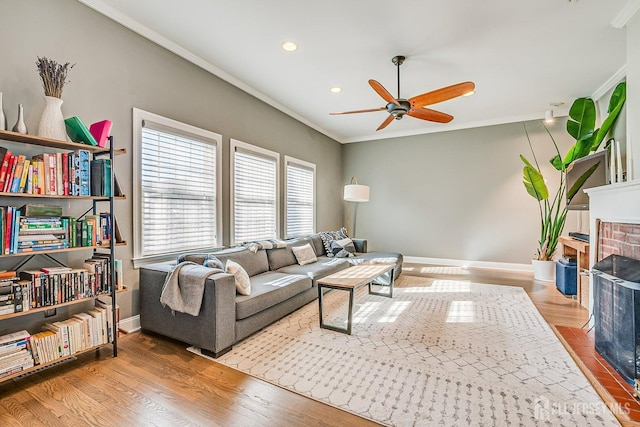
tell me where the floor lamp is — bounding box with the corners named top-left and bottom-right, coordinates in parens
top-left (344, 176), bottom-right (370, 236)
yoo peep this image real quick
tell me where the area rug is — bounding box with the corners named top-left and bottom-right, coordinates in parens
top-left (189, 276), bottom-right (620, 426)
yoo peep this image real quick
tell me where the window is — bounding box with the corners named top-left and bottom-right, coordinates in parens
top-left (230, 139), bottom-right (279, 244)
top-left (133, 109), bottom-right (222, 266)
top-left (285, 156), bottom-right (315, 238)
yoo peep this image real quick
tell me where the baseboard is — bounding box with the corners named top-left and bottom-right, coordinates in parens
top-left (403, 256), bottom-right (533, 272)
top-left (119, 314), bottom-right (141, 334)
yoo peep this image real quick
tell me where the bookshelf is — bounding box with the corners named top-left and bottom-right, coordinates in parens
top-left (0, 129), bottom-right (123, 382)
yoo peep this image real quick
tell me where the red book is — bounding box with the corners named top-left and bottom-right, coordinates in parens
top-left (3, 155), bottom-right (17, 193)
top-left (62, 152), bottom-right (69, 195)
top-left (0, 149), bottom-right (12, 191)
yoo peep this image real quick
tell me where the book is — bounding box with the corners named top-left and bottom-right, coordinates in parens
top-left (3, 154), bottom-right (16, 192)
top-left (76, 149), bottom-right (90, 196)
top-left (89, 120), bottom-right (112, 148)
top-left (65, 116), bottom-right (98, 146)
top-left (90, 160), bottom-right (102, 196)
top-left (19, 204), bottom-right (63, 217)
top-left (0, 149), bottom-right (12, 191)
top-left (9, 155), bottom-right (26, 193)
top-left (18, 159), bottom-right (30, 193)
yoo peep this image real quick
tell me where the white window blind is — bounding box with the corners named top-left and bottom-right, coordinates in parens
top-left (285, 157), bottom-right (315, 238)
top-left (232, 141), bottom-right (279, 244)
top-left (139, 120), bottom-right (219, 256)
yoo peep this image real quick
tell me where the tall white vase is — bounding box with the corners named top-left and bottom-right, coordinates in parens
top-left (532, 259), bottom-right (556, 282)
top-left (38, 96), bottom-right (67, 141)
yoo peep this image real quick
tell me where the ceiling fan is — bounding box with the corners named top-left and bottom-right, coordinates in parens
top-left (330, 55), bottom-right (475, 131)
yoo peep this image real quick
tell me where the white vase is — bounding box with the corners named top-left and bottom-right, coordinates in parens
top-left (532, 259), bottom-right (556, 282)
top-left (38, 96), bottom-right (67, 141)
top-left (12, 104), bottom-right (27, 134)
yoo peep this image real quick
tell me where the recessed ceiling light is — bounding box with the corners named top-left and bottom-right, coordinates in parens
top-left (330, 87), bottom-right (342, 93)
top-left (281, 41), bottom-right (298, 52)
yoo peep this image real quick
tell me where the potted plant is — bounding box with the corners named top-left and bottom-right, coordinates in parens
top-left (521, 82), bottom-right (626, 280)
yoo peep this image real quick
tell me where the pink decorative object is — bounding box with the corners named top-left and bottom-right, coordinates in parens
top-left (89, 120), bottom-right (113, 147)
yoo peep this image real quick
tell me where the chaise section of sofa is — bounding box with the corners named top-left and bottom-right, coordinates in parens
top-left (139, 234), bottom-right (403, 357)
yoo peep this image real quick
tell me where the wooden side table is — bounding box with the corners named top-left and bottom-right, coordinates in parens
top-left (558, 236), bottom-right (590, 309)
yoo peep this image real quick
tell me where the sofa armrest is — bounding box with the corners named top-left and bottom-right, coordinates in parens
top-left (139, 262), bottom-right (236, 355)
top-left (352, 238), bottom-right (367, 253)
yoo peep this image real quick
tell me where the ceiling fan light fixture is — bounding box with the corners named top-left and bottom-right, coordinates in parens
top-left (281, 41), bottom-right (298, 52)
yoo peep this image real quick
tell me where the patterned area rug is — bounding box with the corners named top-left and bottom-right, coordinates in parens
top-left (189, 275), bottom-right (620, 426)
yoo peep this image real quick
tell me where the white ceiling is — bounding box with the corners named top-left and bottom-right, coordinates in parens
top-left (80, 0), bottom-right (633, 143)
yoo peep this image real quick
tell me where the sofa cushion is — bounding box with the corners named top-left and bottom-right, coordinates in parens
top-left (331, 237), bottom-right (356, 258)
top-left (310, 234), bottom-right (326, 256)
top-left (226, 260), bottom-right (251, 295)
top-left (235, 272), bottom-right (312, 320)
top-left (291, 243), bottom-right (317, 265)
top-left (266, 238), bottom-right (312, 271)
top-left (211, 247), bottom-right (269, 277)
top-left (319, 228), bottom-right (348, 257)
top-left (276, 256), bottom-right (350, 285)
top-left (349, 252), bottom-right (403, 266)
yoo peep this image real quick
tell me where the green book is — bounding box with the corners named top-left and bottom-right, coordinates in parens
top-left (64, 116), bottom-right (98, 146)
top-left (19, 204), bottom-right (63, 217)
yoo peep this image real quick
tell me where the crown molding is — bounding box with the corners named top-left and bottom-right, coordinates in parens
top-left (591, 65), bottom-right (627, 101)
top-left (612, 0), bottom-right (640, 28)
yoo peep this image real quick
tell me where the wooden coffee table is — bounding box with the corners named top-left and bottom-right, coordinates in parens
top-left (317, 263), bottom-right (395, 334)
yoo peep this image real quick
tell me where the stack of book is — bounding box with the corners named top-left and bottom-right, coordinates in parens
top-left (0, 330), bottom-right (34, 378)
top-left (1, 204), bottom-right (119, 254)
top-left (0, 147), bottom-right (91, 196)
top-left (18, 265), bottom-right (111, 309)
top-left (31, 305), bottom-right (113, 364)
top-left (0, 271), bottom-right (20, 315)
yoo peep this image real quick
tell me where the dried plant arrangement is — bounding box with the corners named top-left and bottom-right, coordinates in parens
top-left (35, 57), bottom-right (74, 98)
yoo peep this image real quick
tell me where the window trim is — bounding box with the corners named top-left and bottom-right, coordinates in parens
top-left (132, 108), bottom-right (223, 267)
top-left (284, 155), bottom-right (316, 239)
top-left (230, 138), bottom-right (280, 246)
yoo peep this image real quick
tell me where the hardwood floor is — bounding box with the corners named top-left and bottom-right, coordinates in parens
top-left (0, 264), bottom-right (597, 426)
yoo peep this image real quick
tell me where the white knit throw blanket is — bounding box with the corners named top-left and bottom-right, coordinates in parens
top-left (160, 262), bottom-right (223, 316)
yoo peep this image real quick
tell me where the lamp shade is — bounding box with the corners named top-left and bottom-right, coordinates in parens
top-left (344, 184), bottom-right (370, 202)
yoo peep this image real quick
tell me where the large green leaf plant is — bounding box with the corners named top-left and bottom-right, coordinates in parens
top-left (521, 82), bottom-right (626, 261)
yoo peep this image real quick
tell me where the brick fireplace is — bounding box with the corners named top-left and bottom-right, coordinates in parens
top-left (598, 222), bottom-right (640, 261)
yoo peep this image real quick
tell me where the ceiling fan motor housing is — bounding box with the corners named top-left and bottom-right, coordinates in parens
top-left (387, 99), bottom-right (410, 119)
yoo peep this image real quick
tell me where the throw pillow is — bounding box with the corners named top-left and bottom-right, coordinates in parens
top-left (319, 227), bottom-right (349, 257)
top-left (291, 243), bottom-right (318, 266)
top-left (331, 237), bottom-right (356, 258)
top-left (226, 260), bottom-right (251, 296)
top-left (203, 254), bottom-right (224, 270)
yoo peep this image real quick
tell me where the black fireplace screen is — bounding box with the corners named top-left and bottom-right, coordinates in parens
top-left (593, 254), bottom-right (640, 385)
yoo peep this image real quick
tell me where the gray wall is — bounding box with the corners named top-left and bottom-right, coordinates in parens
top-left (343, 120), bottom-right (577, 265)
top-left (0, 0), bottom-right (343, 320)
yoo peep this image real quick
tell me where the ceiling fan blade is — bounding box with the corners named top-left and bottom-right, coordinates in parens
top-left (408, 108), bottom-right (453, 123)
top-left (376, 114), bottom-right (395, 131)
top-left (369, 80), bottom-right (400, 106)
top-left (409, 81), bottom-right (475, 109)
top-left (329, 107), bottom-right (385, 115)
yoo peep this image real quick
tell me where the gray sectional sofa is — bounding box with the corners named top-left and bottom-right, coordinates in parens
top-left (139, 234), bottom-right (402, 357)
